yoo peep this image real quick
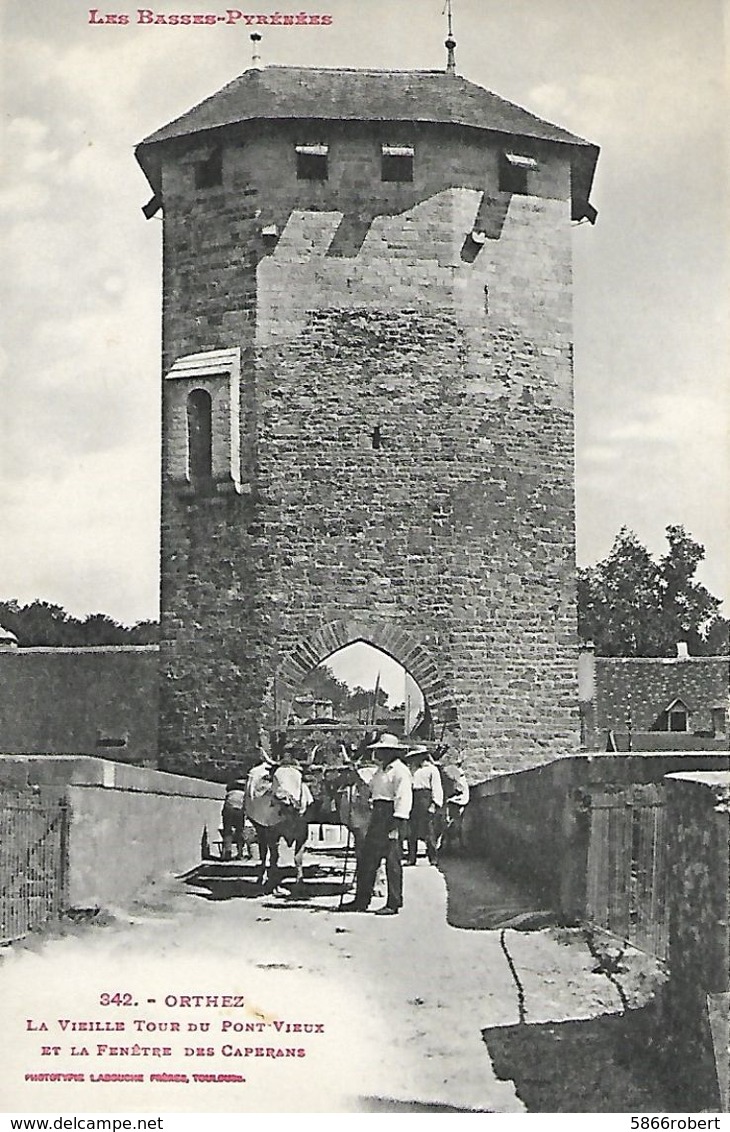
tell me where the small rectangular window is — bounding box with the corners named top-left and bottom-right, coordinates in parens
top-left (499, 151), bottom-right (537, 195)
top-left (668, 708), bottom-right (688, 733)
top-left (296, 143), bottom-right (328, 181)
top-left (195, 148), bottom-right (223, 189)
top-left (381, 143), bottom-right (414, 183)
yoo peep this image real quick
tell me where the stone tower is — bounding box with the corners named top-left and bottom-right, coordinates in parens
top-left (136, 63), bottom-right (599, 781)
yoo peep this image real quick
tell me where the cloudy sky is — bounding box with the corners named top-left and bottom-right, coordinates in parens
top-left (2, 0), bottom-right (728, 655)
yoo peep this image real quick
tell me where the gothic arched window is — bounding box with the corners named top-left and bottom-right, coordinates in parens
top-left (187, 388), bottom-right (213, 483)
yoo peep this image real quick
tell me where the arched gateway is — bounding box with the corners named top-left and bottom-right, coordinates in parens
top-left (274, 617), bottom-right (453, 730)
top-left (138, 64), bottom-right (599, 781)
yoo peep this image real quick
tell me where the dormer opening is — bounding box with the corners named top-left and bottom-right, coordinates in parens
top-left (381, 143), bottom-right (414, 183)
top-left (499, 151), bottom-right (537, 195)
top-left (667, 702), bottom-right (689, 733)
top-left (195, 147), bottom-right (223, 189)
top-left (652, 697), bottom-right (692, 734)
top-left (296, 143), bottom-right (329, 181)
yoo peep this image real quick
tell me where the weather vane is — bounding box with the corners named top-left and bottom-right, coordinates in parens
top-left (442, 0), bottom-right (457, 74)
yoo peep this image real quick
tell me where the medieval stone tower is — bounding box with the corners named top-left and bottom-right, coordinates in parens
top-left (135, 59), bottom-right (599, 780)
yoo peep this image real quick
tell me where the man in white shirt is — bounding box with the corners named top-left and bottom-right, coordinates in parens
top-left (405, 748), bottom-right (444, 865)
top-left (437, 747), bottom-right (470, 856)
top-left (341, 733), bottom-right (413, 916)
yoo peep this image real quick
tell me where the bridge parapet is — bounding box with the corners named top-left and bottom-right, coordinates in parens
top-left (0, 754), bottom-right (224, 922)
top-left (470, 752), bottom-right (729, 1110)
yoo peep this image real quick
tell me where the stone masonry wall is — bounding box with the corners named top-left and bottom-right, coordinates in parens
top-left (0, 647), bottom-right (159, 764)
top-left (664, 772), bottom-right (730, 1109)
top-left (158, 120), bottom-right (579, 780)
top-left (470, 751), bottom-right (730, 921)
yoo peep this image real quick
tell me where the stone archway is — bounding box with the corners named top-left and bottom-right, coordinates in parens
top-left (274, 615), bottom-right (456, 730)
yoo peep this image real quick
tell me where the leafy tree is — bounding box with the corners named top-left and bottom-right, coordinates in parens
top-left (0, 599), bottom-right (159, 646)
top-left (347, 684), bottom-right (389, 718)
top-left (704, 616), bottom-right (730, 655)
top-left (126, 619), bottom-right (160, 644)
top-left (578, 526), bottom-right (727, 656)
top-left (77, 614), bottom-right (128, 646)
top-left (300, 663), bottom-right (351, 713)
top-left (297, 661), bottom-right (393, 720)
top-left (0, 599), bottom-right (74, 647)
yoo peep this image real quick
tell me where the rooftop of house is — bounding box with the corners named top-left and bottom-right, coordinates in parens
top-left (136, 65), bottom-right (599, 221)
top-left (0, 624), bottom-right (18, 648)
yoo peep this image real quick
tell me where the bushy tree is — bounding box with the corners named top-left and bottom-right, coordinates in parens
top-left (298, 662), bottom-right (391, 719)
top-left (0, 599), bottom-right (74, 646)
top-left (0, 599), bottom-right (159, 646)
top-left (578, 526), bottom-right (727, 656)
top-left (347, 684), bottom-right (389, 718)
top-left (300, 664), bottom-right (351, 713)
top-left (126, 619), bottom-right (160, 644)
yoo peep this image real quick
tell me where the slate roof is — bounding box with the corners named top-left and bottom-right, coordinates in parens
top-left (141, 66), bottom-right (593, 147)
top-left (136, 66), bottom-right (599, 220)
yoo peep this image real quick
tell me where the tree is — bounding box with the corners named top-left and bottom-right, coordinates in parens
top-left (299, 662), bottom-right (393, 719)
top-left (300, 663), bottom-right (351, 713)
top-left (347, 685), bottom-right (389, 718)
top-left (77, 614), bottom-right (128, 646)
top-left (126, 619), bottom-right (160, 645)
top-left (0, 599), bottom-right (75, 647)
top-left (578, 526), bottom-right (727, 656)
top-left (0, 599), bottom-right (159, 646)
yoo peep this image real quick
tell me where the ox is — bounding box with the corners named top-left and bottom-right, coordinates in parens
top-left (248, 763), bottom-right (314, 894)
top-left (321, 760), bottom-right (386, 900)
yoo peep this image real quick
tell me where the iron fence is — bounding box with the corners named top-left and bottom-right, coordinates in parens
top-left (586, 783), bottom-right (668, 960)
top-left (0, 792), bottom-right (68, 942)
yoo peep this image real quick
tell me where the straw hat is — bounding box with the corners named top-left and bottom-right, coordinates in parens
top-left (367, 732), bottom-right (410, 751)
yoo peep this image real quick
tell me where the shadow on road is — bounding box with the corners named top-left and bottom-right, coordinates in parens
top-left (182, 860), bottom-right (349, 903)
top-left (438, 854), bottom-right (555, 931)
top-left (482, 1003), bottom-right (715, 1113)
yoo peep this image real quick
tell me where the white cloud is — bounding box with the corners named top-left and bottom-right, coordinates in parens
top-left (606, 392), bottom-right (729, 447)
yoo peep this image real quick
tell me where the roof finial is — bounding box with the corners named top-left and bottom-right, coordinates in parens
top-left (443, 0), bottom-right (457, 75)
top-left (250, 32), bottom-right (263, 70)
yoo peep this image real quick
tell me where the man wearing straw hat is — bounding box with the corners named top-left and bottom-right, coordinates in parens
top-left (341, 732), bottom-right (413, 916)
top-left (404, 746), bottom-right (444, 866)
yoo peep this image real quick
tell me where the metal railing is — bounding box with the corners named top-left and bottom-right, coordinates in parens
top-left (0, 792), bottom-right (68, 942)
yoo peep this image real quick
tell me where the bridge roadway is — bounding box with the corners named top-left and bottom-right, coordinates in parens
top-left (0, 850), bottom-right (673, 1113)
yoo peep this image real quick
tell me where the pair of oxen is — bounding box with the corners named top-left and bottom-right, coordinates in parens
top-left (249, 760), bottom-right (375, 895)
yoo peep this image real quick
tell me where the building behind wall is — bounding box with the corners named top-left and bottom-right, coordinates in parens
top-left (579, 645), bottom-right (730, 752)
top-left (136, 62), bottom-right (599, 781)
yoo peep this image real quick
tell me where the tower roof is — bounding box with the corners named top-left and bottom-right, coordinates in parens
top-left (136, 66), bottom-right (599, 221)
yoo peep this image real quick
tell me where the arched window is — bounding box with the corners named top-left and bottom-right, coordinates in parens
top-left (187, 388), bottom-right (213, 483)
top-left (164, 349), bottom-right (241, 492)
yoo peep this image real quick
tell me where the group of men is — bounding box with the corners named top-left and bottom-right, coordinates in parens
top-left (343, 732), bottom-right (469, 917)
top-left (219, 731), bottom-right (470, 917)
